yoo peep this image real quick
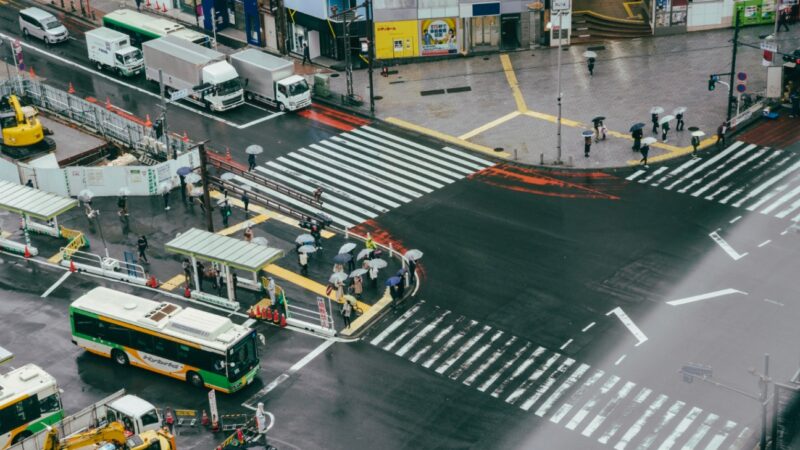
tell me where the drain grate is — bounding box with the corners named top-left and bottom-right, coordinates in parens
top-left (420, 89), bottom-right (446, 96)
top-left (446, 86), bottom-right (472, 94)
top-left (389, 80), bottom-right (406, 85)
top-left (587, 45), bottom-right (606, 51)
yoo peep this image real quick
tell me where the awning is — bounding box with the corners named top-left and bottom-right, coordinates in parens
top-left (165, 227), bottom-right (284, 272)
top-left (0, 180), bottom-right (78, 220)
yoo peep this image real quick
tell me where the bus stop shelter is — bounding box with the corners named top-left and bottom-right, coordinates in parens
top-left (165, 228), bottom-right (284, 310)
top-left (0, 180), bottom-right (78, 254)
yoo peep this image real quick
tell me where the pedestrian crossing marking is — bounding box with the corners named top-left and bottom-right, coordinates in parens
top-left (367, 303), bottom-right (750, 450)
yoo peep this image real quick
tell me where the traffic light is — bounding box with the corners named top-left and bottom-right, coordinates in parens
top-left (154, 119), bottom-right (164, 139)
top-left (708, 74), bottom-right (719, 91)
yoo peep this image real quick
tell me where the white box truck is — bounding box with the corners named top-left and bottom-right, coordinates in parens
top-left (86, 27), bottom-right (143, 77)
top-left (142, 35), bottom-right (244, 112)
top-left (229, 49), bottom-right (311, 111)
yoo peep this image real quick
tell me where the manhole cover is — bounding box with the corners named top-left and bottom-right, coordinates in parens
top-left (494, 147), bottom-right (504, 153)
top-left (374, 96), bottom-right (383, 101)
top-left (330, 73), bottom-right (340, 78)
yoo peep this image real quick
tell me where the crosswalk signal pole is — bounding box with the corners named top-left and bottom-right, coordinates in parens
top-left (555, 9), bottom-right (564, 165)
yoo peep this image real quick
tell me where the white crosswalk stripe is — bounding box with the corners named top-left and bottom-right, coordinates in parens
top-left (631, 141), bottom-right (800, 223)
top-left (367, 303), bottom-right (748, 450)
top-left (234, 126), bottom-right (493, 228)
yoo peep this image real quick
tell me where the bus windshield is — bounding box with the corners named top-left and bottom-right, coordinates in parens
top-left (227, 333), bottom-right (258, 381)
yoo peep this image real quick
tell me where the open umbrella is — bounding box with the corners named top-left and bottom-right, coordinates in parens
top-left (385, 276), bottom-right (402, 287)
top-left (688, 126), bottom-right (700, 132)
top-left (190, 187), bottom-right (204, 197)
top-left (629, 123), bottom-right (646, 132)
top-left (343, 294), bottom-right (358, 304)
top-left (333, 253), bottom-right (352, 264)
top-left (184, 173), bottom-right (201, 184)
top-left (591, 116), bottom-right (606, 123)
top-left (582, 50), bottom-right (597, 59)
top-left (338, 242), bottom-right (357, 255)
top-left (691, 131), bottom-right (706, 137)
top-left (349, 268), bottom-right (368, 278)
top-left (581, 130), bottom-right (595, 137)
top-left (118, 187), bottom-right (131, 196)
top-left (159, 181), bottom-right (172, 194)
top-left (295, 233), bottom-right (314, 244)
top-left (176, 166), bottom-right (192, 176)
top-left (368, 259), bottom-right (387, 269)
top-left (659, 115), bottom-right (675, 125)
top-left (245, 145), bottom-right (263, 155)
top-left (252, 237), bottom-right (269, 246)
top-left (673, 107), bottom-right (687, 115)
top-left (405, 249), bottom-right (423, 261)
top-left (642, 137), bottom-right (658, 145)
top-left (650, 106), bottom-right (664, 115)
top-left (329, 272), bottom-right (348, 284)
top-left (298, 244), bottom-right (317, 253)
top-left (220, 172), bottom-right (236, 181)
top-left (357, 248), bottom-right (374, 261)
top-left (78, 189), bottom-right (94, 202)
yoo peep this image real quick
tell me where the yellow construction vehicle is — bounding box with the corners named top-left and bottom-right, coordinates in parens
top-left (41, 421), bottom-right (176, 450)
top-left (0, 94), bottom-right (55, 158)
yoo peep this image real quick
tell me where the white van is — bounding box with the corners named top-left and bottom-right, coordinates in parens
top-left (19, 7), bottom-right (69, 44)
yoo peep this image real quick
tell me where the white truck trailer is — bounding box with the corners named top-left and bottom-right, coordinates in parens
top-left (86, 27), bottom-right (143, 77)
top-left (142, 35), bottom-right (244, 112)
top-left (229, 49), bottom-right (310, 111)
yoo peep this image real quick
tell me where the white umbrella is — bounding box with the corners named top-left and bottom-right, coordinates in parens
top-left (184, 173), bottom-right (201, 184)
top-left (349, 268), bottom-right (368, 278)
top-left (338, 242), bottom-right (357, 254)
top-left (404, 249), bottom-right (424, 261)
top-left (329, 272), bottom-right (348, 284)
top-left (245, 145), bottom-right (263, 155)
top-left (298, 244), bottom-right (317, 253)
top-left (691, 131), bottom-right (706, 137)
top-left (673, 107), bottom-right (687, 115)
top-left (356, 248), bottom-right (373, 260)
top-left (220, 172), bottom-right (236, 181)
top-left (190, 187), bottom-right (204, 197)
top-left (78, 189), bottom-right (94, 202)
top-left (641, 137), bottom-right (658, 145)
top-left (118, 187), bottom-right (131, 196)
top-left (252, 237), bottom-right (269, 246)
top-left (659, 115), bottom-right (675, 125)
top-left (368, 259), bottom-right (387, 269)
top-left (582, 50), bottom-right (597, 59)
top-left (295, 233), bottom-right (314, 244)
top-left (650, 106), bottom-right (664, 115)
top-left (159, 181), bottom-right (172, 194)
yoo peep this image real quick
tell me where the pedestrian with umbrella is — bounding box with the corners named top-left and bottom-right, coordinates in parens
top-left (592, 116), bottom-right (606, 142)
top-left (583, 51), bottom-right (597, 77)
top-left (246, 145), bottom-right (262, 172)
top-left (650, 107), bottom-right (663, 135)
top-left (117, 188), bottom-right (129, 217)
top-left (630, 123), bottom-right (644, 151)
top-left (674, 107), bottom-right (686, 131)
top-left (691, 130), bottom-right (704, 158)
top-left (298, 248), bottom-right (309, 275)
top-left (404, 249), bottom-right (423, 282)
top-left (659, 115), bottom-right (674, 143)
top-left (640, 137), bottom-right (656, 167)
top-left (582, 130), bottom-right (594, 158)
top-left (243, 225), bottom-right (253, 242)
top-left (177, 166), bottom-right (192, 203)
top-left (341, 299), bottom-right (352, 328)
top-left (351, 272), bottom-right (364, 299)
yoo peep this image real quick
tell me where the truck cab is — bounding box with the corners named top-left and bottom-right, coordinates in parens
top-left (275, 75), bottom-right (311, 111)
top-left (86, 27), bottom-right (143, 77)
top-left (104, 395), bottom-right (162, 435)
top-left (113, 46), bottom-right (144, 76)
top-left (199, 62), bottom-right (245, 111)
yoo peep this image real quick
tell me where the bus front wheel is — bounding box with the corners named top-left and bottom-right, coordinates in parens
top-left (11, 430), bottom-right (33, 444)
top-left (186, 371), bottom-right (204, 388)
top-left (112, 349), bottom-right (129, 366)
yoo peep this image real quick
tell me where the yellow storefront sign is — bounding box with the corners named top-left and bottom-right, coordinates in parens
top-left (374, 20), bottom-right (419, 59)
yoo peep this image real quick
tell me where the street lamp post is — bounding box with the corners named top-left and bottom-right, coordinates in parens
top-left (366, 0), bottom-right (375, 115)
top-left (555, 10), bottom-right (564, 165)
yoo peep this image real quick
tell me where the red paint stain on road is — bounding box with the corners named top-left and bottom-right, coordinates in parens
top-left (297, 109), bottom-right (355, 131)
top-left (738, 116), bottom-right (800, 149)
top-left (469, 164), bottom-right (621, 200)
top-left (350, 219), bottom-right (426, 280)
top-left (312, 104), bottom-right (371, 127)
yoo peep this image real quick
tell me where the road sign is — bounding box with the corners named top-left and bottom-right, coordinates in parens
top-left (169, 88), bottom-right (190, 101)
top-left (316, 296), bottom-right (329, 328)
top-left (552, 0), bottom-right (571, 11)
top-left (208, 389), bottom-right (218, 424)
top-left (737, 72), bottom-right (747, 82)
top-left (736, 84), bottom-right (747, 93)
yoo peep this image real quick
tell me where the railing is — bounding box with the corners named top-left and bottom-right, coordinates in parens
top-left (60, 227), bottom-right (88, 259)
top-left (209, 176), bottom-right (308, 222)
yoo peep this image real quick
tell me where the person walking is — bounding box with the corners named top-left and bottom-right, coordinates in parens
top-left (592, 118), bottom-right (602, 142)
top-left (137, 235), bottom-right (149, 263)
top-left (196, 261), bottom-right (205, 290)
top-left (335, 279), bottom-right (344, 304)
top-left (584, 135), bottom-right (592, 158)
top-left (214, 267), bottom-right (224, 296)
top-left (341, 300), bottom-right (352, 329)
top-left (640, 142), bottom-right (650, 168)
top-left (163, 190), bottom-right (170, 211)
top-left (248, 153), bottom-right (256, 172)
top-left (716, 121), bottom-right (728, 149)
top-left (182, 258), bottom-right (192, 286)
top-left (675, 112), bottom-right (685, 131)
top-left (298, 251), bottom-right (308, 276)
top-left (779, 10), bottom-right (790, 32)
top-left (651, 112), bottom-right (659, 135)
top-left (352, 275), bottom-right (363, 300)
top-left (691, 134), bottom-right (701, 159)
top-left (790, 90), bottom-right (800, 118)
top-left (346, 252), bottom-right (356, 274)
top-left (243, 226), bottom-right (253, 242)
top-left (661, 120), bottom-right (670, 143)
top-left (407, 259), bottom-right (417, 283)
top-left (632, 128), bottom-right (643, 151)
top-left (179, 175), bottom-right (187, 204)
top-left (117, 195), bottom-right (128, 217)
top-left (25, 179), bottom-right (34, 188)
top-left (313, 187), bottom-right (323, 204)
top-left (587, 57), bottom-right (595, 77)
top-left (241, 191), bottom-right (250, 214)
top-left (267, 277), bottom-right (276, 305)
top-left (220, 201), bottom-right (231, 227)
top-left (302, 43), bottom-right (311, 65)
top-left (135, 0), bottom-right (142, 11)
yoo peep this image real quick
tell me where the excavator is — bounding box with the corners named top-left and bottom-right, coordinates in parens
top-left (0, 94), bottom-right (55, 159)
top-left (42, 421), bottom-right (176, 450)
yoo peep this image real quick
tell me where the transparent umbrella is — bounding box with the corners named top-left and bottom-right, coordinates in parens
top-left (220, 172), bottom-right (236, 181)
top-left (642, 137), bottom-right (658, 145)
top-left (252, 237), bottom-right (269, 246)
top-left (159, 181), bottom-right (172, 194)
top-left (78, 189), bottom-right (94, 202)
top-left (659, 115), bottom-right (675, 125)
top-left (368, 259), bottom-right (387, 269)
top-left (339, 242), bottom-right (357, 254)
top-left (295, 233), bottom-right (315, 244)
top-left (404, 249), bottom-right (424, 261)
top-left (245, 145), bottom-right (264, 155)
top-left (356, 248), bottom-right (373, 260)
top-left (298, 244), bottom-right (317, 253)
top-left (329, 272), bottom-right (348, 284)
top-left (184, 173), bottom-right (201, 184)
top-left (349, 268), bottom-right (368, 278)
top-left (650, 106), bottom-right (664, 115)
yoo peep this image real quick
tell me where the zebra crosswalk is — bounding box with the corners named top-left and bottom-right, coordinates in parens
top-left (627, 141), bottom-right (800, 223)
top-left (367, 302), bottom-right (753, 450)
top-left (228, 126), bottom-right (495, 228)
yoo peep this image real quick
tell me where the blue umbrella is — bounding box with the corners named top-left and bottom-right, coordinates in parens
top-left (385, 276), bottom-right (402, 286)
top-left (333, 253), bottom-right (352, 264)
top-left (177, 166), bottom-right (192, 176)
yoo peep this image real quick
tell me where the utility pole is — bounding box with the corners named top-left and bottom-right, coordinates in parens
top-left (760, 353), bottom-right (770, 450)
top-left (555, 8), bottom-right (565, 165)
top-left (366, 0), bottom-right (375, 115)
top-left (197, 141), bottom-right (214, 233)
top-left (157, 69), bottom-right (171, 158)
top-left (726, 8), bottom-right (741, 122)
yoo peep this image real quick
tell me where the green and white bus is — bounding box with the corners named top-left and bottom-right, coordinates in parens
top-left (102, 9), bottom-right (210, 48)
top-left (70, 287), bottom-right (260, 394)
top-left (0, 364), bottom-right (64, 448)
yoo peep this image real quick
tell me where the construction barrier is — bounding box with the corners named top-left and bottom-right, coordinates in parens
top-left (0, 238), bottom-right (39, 257)
top-left (61, 249), bottom-right (148, 285)
top-left (190, 290), bottom-right (240, 311)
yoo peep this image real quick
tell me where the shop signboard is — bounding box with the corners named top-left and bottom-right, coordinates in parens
top-left (735, 0), bottom-right (777, 26)
top-left (420, 18), bottom-right (458, 56)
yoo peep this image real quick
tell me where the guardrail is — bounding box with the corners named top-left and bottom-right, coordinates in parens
top-left (62, 249), bottom-right (148, 285)
top-left (210, 176), bottom-right (308, 223)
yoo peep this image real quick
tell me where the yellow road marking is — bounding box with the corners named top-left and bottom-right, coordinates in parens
top-left (263, 264), bottom-right (371, 313)
top-left (210, 191), bottom-right (334, 238)
top-left (160, 274), bottom-right (186, 291)
top-left (459, 111), bottom-right (521, 140)
top-left (622, 1), bottom-right (643, 19)
top-left (218, 214), bottom-right (269, 237)
top-left (626, 136), bottom-right (719, 165)
top-left (522, 110), bottom-right (585, 128)
top-left (386, 117), bottom-right (510, 159)
top-left (339, 288), bottom-right (391, 336)
top-left (500, 54), bottom-right (528, 113)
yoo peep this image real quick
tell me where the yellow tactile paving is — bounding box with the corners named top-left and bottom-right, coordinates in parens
top-left (459, 111), bottom-right (521, 141)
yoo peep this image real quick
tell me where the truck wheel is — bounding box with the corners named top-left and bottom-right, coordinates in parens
top-left (23, 28), bottom-right (29, 38)
top-left (112, 349), bottom-right (129, 366)
top-left (279, 103), bottom-right (286, 112)
top-left (186, 371), bottom-right (204, 388)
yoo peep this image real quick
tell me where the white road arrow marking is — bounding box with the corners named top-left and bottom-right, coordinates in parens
top-left (606, 307), bottom-right (648, 346)
top-left (666, 288), bottom-right (747, 306)
top-left (709, 231), bottom-right (748, 260)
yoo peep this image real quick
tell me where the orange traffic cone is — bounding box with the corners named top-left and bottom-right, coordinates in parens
top-left (68, 82), bottom-right (75, 94)
top-left (236, 428), bottom-right (244, 443)
top-left (225, 147), bottom-right (232, 161)
top-left (145, 114), bottom-right (152, 128)
top-left (211, 417), bottom-right (220, 433)
top-left (272, 309), bottom-right (279, 324)
top-left (280, 313), bottom-right (287, 328)
top-left (184, 285), bottom-right (191, 298)
top-left (161, 2), bottom-right (167, 12)
top-left (182, 131), bottom-right (189, 143)
top-left (69, 259), bottom-right (76, 273)
top-left (264, 306), bottom-right (271, 320)
top-left (29, 67), bottom-right (35, 78)
top-left (24, 246), bottom-right (31, 258)
top-left (154, 1), bottom-right (160, 11)
top-left (148, 275), bottom-right (158, 288)
top-left (145, 0), bottom-right (150, 7)
top-left (105, 97), bottom-right (112, 109)
top-left (248, 306), bottom-right (255, 318)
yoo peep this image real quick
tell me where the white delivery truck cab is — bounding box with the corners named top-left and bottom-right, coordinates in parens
top-left (229, 49), bottom-right (311, 111)
top-left (103, 395), bottom-right (162, 434)
top-left (86, 27), bottom-right (143, 77)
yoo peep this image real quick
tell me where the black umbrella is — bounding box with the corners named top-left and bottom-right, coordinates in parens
top-left (592, 116), bottom-right (606, 124)
top-left (688, 126), bottom-right (700, 132)
top-left (630, 123), bottom-right (645, 132)
top-left (333, 253), bottom-right (352, 264)
top-left (176, 166), bottom-right (192, 176)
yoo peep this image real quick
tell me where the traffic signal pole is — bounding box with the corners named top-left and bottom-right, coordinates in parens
top-left (726, 9), bottom-right (741, 122)
top-left (366, 0), bottom-right (375, 115)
